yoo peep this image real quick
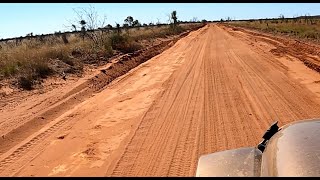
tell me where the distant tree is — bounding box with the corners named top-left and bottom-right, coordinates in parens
top-left (80, 20), bottom-right (86, 28)
top-left (80, 20), bottom-right (86, 40)
top-left (171, 10), bottom-right (178, 26)
top-left (26, 32), bottom-right (33, 37)
top-left (132, 19), bottom-right (141, 27)
top-left (279, 14), bottom-right (285, 23)
top-left (124, 16), bottom-right (134, 27)
top-left (69, 5), bottom-right (108, 45)
top-left (192, 17), bottom-right (198, 22)
top-left (74, 5), bottom-right (106, 31)
top-left (116, 23), bottom-right (121, 35)
top-left (106, 24), bottom-right (113, 29)
top-left (156, 18), bottom-right (161, 26)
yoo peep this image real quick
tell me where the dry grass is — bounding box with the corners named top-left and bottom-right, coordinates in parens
top-left (0, 23), bottom-right (203, 90)
top-left (229, 18), bottom-right (320, 40)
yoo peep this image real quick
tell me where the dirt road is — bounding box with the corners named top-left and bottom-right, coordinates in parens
top-left (1, 24), bottom-right (320, 177)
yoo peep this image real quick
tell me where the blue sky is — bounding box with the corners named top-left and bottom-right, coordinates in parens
top-left (1, 3), bottom-right (319, 39)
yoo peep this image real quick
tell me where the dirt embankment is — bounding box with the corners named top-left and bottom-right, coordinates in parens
top-left (223, 24), bottom-right (320, 73)
top-left (89, 30), bottom-right (193, 92)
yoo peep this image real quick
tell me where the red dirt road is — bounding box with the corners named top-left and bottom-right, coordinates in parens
top-left (1, 24), bottom-right (320, 177)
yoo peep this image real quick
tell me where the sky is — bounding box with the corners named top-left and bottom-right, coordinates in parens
top-left (1, 3), bottom-right (319, 39)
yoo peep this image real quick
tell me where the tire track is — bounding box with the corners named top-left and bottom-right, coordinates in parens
top-left (0, 111), bottom-right (78, 176)
top-left (109, 24), bottom-right (320, 176)
top-left (111, 26), bottom-right (209, 177)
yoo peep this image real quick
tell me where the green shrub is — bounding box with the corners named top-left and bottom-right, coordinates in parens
top-left (1, 63), bottom-right (18, 77)
top-left (110, 33), bottom-right (129, 50)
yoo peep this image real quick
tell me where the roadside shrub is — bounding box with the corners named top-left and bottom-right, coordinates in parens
top-left (15, 60), bottom-right (53, 90)
top-left (18, 75), bottom-right (33, 90)
top-left (33, 61), bottom-right (53, 78)
top-left (110, 33), bottom-right (129, 50)
top-left (44, 48), bottom-right (70, 62)
top-left (103, 41), bottom-right (114, 57)
top-left (109, 33), bottom-right (142, 53)
top-left (41, 46), bottom-right (77, 66)
top-left (1, 63), bottom-right (18, 77)
top-left (118, 41), bottom-right (142, 53)
top-left (71, 46), bottom-right (84, 57)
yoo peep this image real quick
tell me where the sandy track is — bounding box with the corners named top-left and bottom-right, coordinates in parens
top-left (1, 24), bottom-right (320, 176)
top-left (110, 24), bottom-right (320, 176)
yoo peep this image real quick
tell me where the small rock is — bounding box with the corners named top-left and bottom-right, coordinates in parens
top-left (101, 69), bottom-right (107, 74)
top-left (57, 134), bottom-right (66, 139)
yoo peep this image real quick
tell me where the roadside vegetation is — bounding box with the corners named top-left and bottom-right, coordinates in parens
top-left (226, 15), bottom-right (320, 41)
top-left (0, 7), bottom-right (205, 90)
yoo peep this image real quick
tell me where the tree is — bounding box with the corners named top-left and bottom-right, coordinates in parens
top-left (156, 18), bottom-right (161, 26)
top-left (106, 24), bottom-right (113, 29)
top-left (132, 19), bottom-right (141, 27)
top-left (69, 5), bottom-right (107, 44)
top-left (279, 14), bottom-right (285, 23)
top-left (105, 24), bottom-right (113, 33)
top-left (171, 10), bottom-right (178, 26)
top-left (124, 16), bottom-right (134, 27)
top-left (80, 20), bottom-right (86, 27)
top-left (116, 23), bottom-right (121, 35)
top-left (192, 17), bottom-right (198, 22)
top-left (75, 5), bottom-right (106, 30)
top-left (80, 20), bottom-right (87, 40)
